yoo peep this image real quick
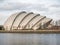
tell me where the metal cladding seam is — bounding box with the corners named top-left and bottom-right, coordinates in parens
top-left (4, 11), bottom-right (26, 30)
top-left (24, 14), bottom-right (40, 29)
top-left (3, 11), bottom-right (52, 30)
top-left (11, 13), bottom-right (27, 30)
top-left (17, 12), bottom-right (34, 29)
top-left (10, 11), bottom-right (26, 30)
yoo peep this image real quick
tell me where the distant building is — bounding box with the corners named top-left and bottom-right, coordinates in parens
top-left (3, 11), bottom-right (52, 30)
top-left (0, 25), bottom-right (4, 30)
top-left (49, 26), bottom-right (60, 30)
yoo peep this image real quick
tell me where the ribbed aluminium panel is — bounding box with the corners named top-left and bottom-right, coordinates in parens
top-left (33, 18), bottom-right (52, 30)
top-left (26, 16), bottom-right (46, 29)
top-left (19, 14), bottom-right (37, 29)
top-left (4, 11), bottom-right (26, 30)
top-left (24, 14), bottom-right (40, 29)
top-left (11, 13), bottom-right (27, 29)
top-left (4, 13), bottom-right (19, 30)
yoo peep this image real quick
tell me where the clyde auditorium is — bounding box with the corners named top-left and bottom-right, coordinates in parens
top-left (3, 11), bottom-right (52, 30)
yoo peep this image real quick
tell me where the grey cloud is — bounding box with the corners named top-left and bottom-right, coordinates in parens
top-left (0, 0), bottom-right (4, 2)
top-left (0, 3), bottom-right (31, 10)
top-left (30, 4), bottom-right (48, 11)
top-left (51, 4), bottom-right (60, 8)
top-left (0, 2), bottom-right (48, 12)
top-left (0, 0), bottom-right (60, 21)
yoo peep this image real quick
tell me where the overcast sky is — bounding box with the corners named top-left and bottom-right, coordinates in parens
top-left (0, 0), bottom-right (60, 25)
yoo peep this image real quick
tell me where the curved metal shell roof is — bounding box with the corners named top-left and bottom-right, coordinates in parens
top-left (11, 12), bottom-right (27, 29)
top-left (4, 11), bottom-right (52, 30)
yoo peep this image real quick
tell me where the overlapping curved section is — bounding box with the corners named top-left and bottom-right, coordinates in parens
top-left (11, 12), bottom-right (27, 30)
top-left (4, 11), bottom-right (52, 30)
top-left (4, 11), bottom-right (26, 30)
top-left (25, 15), bottom-right (46, 29)
top-left (24, 14), bottom-right (40, 29)
top-left (32, 18), bottom-right (52, 30)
